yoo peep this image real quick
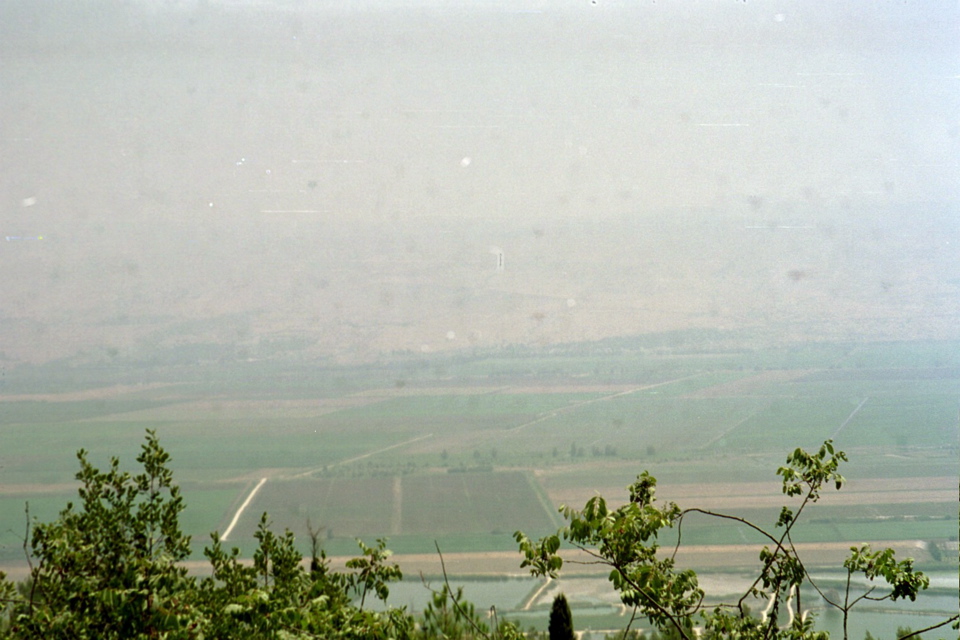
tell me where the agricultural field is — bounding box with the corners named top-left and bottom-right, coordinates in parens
top-left (222, 471), bottom-right (562, 558)
top-left (0, 338), bottom-right (957, 579)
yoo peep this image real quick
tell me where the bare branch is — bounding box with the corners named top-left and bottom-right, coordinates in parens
top-left (23, 502), bottom-right (38, 614)
top-left (622, 604), bottom-right (639, 638)
top-left (898, 614), bottom-right (960, 640)
top-left (608, 564), bottom-right (692, 640)
top-left (678, 508), bottom-right (781, 547)
top-left (434, 541), bottom-right (494, 640)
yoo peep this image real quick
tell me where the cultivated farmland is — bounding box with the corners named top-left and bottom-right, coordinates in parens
top-left (0, 337), bottom-right (957, 573)
top-left (227, 471), bottom-right (559, 544)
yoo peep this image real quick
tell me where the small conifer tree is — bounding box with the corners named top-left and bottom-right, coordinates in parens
top-left (549, 592), bottom-right (575, 640)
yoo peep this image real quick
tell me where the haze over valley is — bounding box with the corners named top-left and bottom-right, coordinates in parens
top-left (1, 1), bottom-right (957, 367)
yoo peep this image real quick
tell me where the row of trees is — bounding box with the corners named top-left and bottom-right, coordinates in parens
top-left (0, 432), bottom-right (955, 639)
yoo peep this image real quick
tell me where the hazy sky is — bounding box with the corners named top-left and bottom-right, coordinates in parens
top-left (0, 1), bottom-right (957, 365)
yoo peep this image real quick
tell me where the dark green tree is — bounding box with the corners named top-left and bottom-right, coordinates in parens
top-left (548, 593), bottom-right (575, 640)
top-left (418, 584), bottom-right (489, 639)
top-left (418, 543), bottom-right (527, 640)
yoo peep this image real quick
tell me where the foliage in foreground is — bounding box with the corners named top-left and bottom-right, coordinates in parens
top-left (0, 432), bottom-right (955, 639)
top-left (516, 441), bottom-right (958, 640)
top-left (0, 432), bottom-right (416, 639)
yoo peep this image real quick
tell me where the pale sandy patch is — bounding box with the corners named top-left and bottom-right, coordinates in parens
top-left (549, 476), bottom-right (958, 510)
top-left (0, 482), bottom-right (79, 496)
top-left (87, 395), bottom-right (389, 422)
top-left (0, 540), bottom-right (930, 585)
top-left (0, 382), bottom-right (176, 403)
top-left (320, 539), bottom-right (928, 577)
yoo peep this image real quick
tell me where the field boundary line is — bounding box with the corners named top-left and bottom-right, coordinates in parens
top-left (832, 397), bottom-right (869, 439)
top-left (222, 477), bottom-right (267, 541)
top-left (699, 402), bottom-right (769, 449)
top-left (505, 374), bottom-right (705, 433)
top-left (290, 433), bottom-right (434, 478)
top-left (391, 476), bottom-right (402, 535)
top-left (525, 471), bottom-right (564, 528)
top-left (521, 577), bottom-right (551, 611)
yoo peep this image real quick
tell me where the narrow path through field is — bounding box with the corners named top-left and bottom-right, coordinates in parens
top-left (222, 477), bottom-right (267, 541)
top-left (505, 374), bottom-right (705, 433)
top-left (390, 476), bottom-right (402, 535)
top-left (290, 433), bottom-right (433, 478)
top-left (522, 577), bottom-right (551, 611)
top-left (699, 403), bottom-right (768, 449)
top-left (832, 397), bottom-right (869, 439)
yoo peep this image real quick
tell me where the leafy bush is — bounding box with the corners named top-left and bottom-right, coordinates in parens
top-left (516, 441), bottom-right (957, 640)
